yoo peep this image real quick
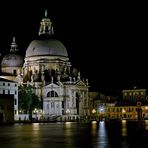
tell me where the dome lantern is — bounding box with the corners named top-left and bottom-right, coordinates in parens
top-left (10, 37), bottom-right (18, 53)
top-left (38, 10), bottom-right (54, 36)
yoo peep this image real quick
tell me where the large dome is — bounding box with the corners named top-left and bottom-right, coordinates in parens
top-left (25, 39), bottom-right (68, 58)
top-left (1, 53), bottom-right (24, 67)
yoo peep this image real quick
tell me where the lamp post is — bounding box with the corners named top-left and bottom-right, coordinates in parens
top-left (66, 109), bottom-right (70, 121)
top-left (33, 108), bottom-right (38, 122)
top-left (92, 109), bottom-right (96, 121)
top-left (19, 110), bottom-right (22, 122)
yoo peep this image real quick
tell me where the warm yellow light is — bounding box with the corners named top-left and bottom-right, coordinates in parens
top-left (92, 109), bottom-right (96, 114)
top-left (122, 109), bottom-right (126, 113)
top-left (91, 121), bottom-right (97, 124)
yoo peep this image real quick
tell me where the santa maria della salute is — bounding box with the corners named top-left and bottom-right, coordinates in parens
top-left (0, 10), bottom-right (90, 122)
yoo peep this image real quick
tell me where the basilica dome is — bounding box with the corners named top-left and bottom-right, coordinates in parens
top-left (1, 53), bottom-right (24, 67)
top-left (25, 39), bottom-right (68, 58)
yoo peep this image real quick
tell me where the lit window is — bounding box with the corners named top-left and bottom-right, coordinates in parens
top-left (141, 92), bottom-right (144, 95)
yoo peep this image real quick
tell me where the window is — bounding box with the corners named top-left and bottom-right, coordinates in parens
top-left (51, 102), bottom-right (54, 108)
top-left (141, 92), bottom-right (144, 95)
top-left (47, 104), bottom-right (49, 110)
top-left (62, 101), bottom-right (64, 108)
top-left (47, 91), bottom-right (58, 97)
top-left (14, 99), bottom-right (17, 105)
top-left (13, 70), bottom-right (17, 75)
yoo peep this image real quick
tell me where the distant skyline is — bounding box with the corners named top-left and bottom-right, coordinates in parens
top-left (0, 1), bottom-right (147, 96)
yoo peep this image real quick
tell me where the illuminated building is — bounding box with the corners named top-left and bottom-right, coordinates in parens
top-left (0, 78), bottom-right (18, 122)
top-left (122, 88), bottom-right (147, 102)
top-left (0, 10), bottom-right (89, 121)
top-left (106, 88), bottom-right (148, 120)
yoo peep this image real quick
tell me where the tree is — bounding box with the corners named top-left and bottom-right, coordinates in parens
top-left (18, 84), bottom-right (42, 120)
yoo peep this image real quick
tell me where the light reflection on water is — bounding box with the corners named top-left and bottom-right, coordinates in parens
top-left (121, 119), bottom-right (127, 136)
top-left (97, 121), bottom-right (110, 148)
top-left (144, 120), bottom-right (148, 130)
top-left (65, 122), bottom-right (73, 147)
top-left (91, 121), bottom-right (97, 136)
top-left (0, 121), bottom-right (148, 148)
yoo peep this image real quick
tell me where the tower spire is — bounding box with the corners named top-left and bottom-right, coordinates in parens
top-left (10, 37), bottom-right (18, 52)
top-left (38, 10), bottom-right (54, 36)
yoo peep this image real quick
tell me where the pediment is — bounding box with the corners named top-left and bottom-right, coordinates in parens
top-left (75, 80), bottom-right (87, 87)
top-left (44, 83), bottom-right (60, 89)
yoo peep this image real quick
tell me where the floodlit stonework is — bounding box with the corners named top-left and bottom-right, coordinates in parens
top-left (0, 10), bottom-right (90, 121)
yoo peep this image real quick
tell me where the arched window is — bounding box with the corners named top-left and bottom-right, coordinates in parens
top-left (47, 91), bottom-right (58, 97)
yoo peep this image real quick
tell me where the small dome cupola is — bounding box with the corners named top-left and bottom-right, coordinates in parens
top-left (10, 37), bottom-right (18, 52)
top-left (1, 37), bottom-right (24, 68)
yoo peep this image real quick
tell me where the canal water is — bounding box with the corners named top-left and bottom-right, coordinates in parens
top-left (0, 120), bottom-right (148, 148)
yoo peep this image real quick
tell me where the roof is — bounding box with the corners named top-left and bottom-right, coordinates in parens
top-left (25, 39), bottom-right (68, 58)
top-left (0, 77), bottom-right (17, 83)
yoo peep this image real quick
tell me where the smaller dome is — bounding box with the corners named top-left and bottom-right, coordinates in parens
top-left (1, 53), bottom-right (24, 67)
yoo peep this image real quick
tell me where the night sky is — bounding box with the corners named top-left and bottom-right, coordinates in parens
top-left (0, 1), bottom-right (147, 96)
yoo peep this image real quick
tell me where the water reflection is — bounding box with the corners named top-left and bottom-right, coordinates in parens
top-left (0, 121), bottom-right (148, 148)
top-left (121, 119), bottom-right (127, 136)
top-left (32, 123), bottom-right (40, 135)
top-left (97, 121), bottom-right (110, 148)
top-left (144, 120), bottom-right (148, 130)
top-left (65, 122), bottom-right (73, 147)
top-left (91, 121), bottom-right (97, 136)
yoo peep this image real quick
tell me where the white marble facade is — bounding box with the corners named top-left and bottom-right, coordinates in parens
top-left (0, 10), bottom-right (89, 119)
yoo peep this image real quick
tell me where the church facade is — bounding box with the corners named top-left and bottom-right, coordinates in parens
top-left (0, 10), bottom-right (90, 121)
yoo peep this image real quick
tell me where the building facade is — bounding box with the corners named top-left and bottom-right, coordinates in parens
top-left (0, 10), bottom-right (89, 121)
top-left (0, 78), bottom-right (18, 122)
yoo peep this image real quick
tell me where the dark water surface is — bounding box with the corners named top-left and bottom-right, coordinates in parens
top-left (0, 120), bottom-right (148, 148)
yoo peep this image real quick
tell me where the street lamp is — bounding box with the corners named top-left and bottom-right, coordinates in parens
top-left (33, 108), bottom-right (38, 122)
top-left (66, 109), bottom-right (70, 121)
top-left (92, 109), bottom-right (96, 114)
top-left (92, 109), bottom-right (96, 121)
top-left (66, 109), bottom-right (70, 115)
